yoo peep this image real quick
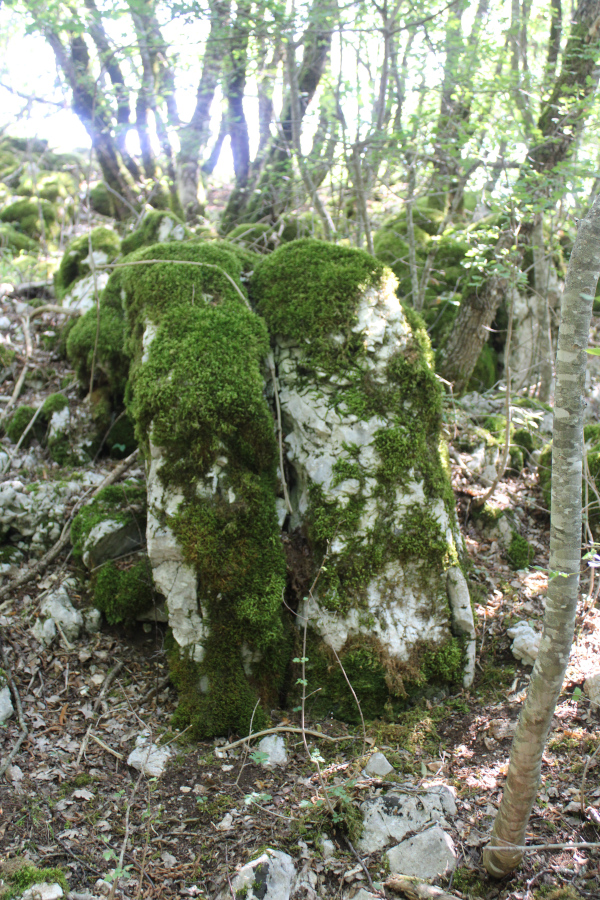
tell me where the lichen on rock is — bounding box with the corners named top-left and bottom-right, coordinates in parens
top-left (252, 238), bottom-right (470, 708)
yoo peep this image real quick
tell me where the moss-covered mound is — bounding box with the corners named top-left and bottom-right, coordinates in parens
top-left (112, 240), bottom-right (288, 737)
top-left (66, 265), bottom-right (130, 398)
top-left (55, 227), bottom-right (120, 298)
top-left (4, 394), bottom-right (69, 448)
top-left (0, 222), bottom-right (38, 254)
top-left (252, 238), bottom-right (386, 373)
top-left (121, 209), bottom-right (190, 255)
top-left (0, 197), bottom-right (56, 238)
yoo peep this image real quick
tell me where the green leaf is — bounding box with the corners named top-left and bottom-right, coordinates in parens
top-left (293, 657), bottom-right (309, 663)
top-left (581, 293), bottom-right (596, 301)
top-left (586, 348), bottom-right (600, 355)
top-left (573, 686), bottom-right (583, 702)
top-left (250, 750), bottom-right (269, 765)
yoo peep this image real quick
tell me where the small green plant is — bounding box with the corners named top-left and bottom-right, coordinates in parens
top-left (507, 531), bottom-right (535, 570)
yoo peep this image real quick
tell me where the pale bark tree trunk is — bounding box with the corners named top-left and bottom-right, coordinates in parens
top-left (483, 191), bottom-right (600, 878)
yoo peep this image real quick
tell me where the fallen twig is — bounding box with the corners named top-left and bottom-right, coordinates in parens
top-left (88, 731), bottom-right (124, 761)
top-left (93, 661), bottom-right (125, 713)
top-left (219, 725), bottom-right (355, 753)
top-left (29, 304), bottom-right (82, 320)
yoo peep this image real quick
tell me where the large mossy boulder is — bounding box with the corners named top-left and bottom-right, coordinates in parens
top-left (0, 197), bottom-right (56, 238)
top-left (77, 236), bottom-right (473, 735)
top-left (121, 209), bottom-right (190, 255)
top-left (109, 241), bottom-right (288, 737)
top-left (251, 239), bottom-right (473, 714)
top-left (55, 227), bottom-right (120, 302)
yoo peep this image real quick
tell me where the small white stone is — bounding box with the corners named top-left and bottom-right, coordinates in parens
top-left (21, 884), bottom-right (64, 900)
top-left (216, 812), bottom-right (234, 831)
top-left (507, 620), bottom-right (540, 666)
top-left (127, 740), bottom-right (172, 777)
top-left (0, 684), bottom-right (14, 724)
top-left (257, 734), bottom-right (287, 768)
top-left (363, 752), bottom-right (394, 778)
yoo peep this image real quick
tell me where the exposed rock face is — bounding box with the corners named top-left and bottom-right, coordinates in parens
top-left (146, 438), bottom-right (206, 662)
top-left (386, 824), bottom-right (457, 878)
top-left (257, 241), bottom-right (469, 696)
top-left (358, 782), bottom-right (456, 854)
top-left (100, 238), bottom-right (471, 734)
top-left (217, 850), bottom-right (296, 900)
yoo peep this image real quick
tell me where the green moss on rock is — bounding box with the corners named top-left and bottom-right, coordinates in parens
top-left (55, 227), bottom-right (120, 298)
top-left (252, 238), bottom-right (386, 375)
top-left (121, 210), bottom-right (189, 255)
top-left (42, 393), bottom-right (69, 417)
top-left (5, 405), bottom-right (35, 443)
top-left (118, 241), bottom-right (288, 737)
top-left (70, 482), bottom-right (146, 559)
top-left (0, 223), bottom-right (38, 254)
top-left (92, 557), bottom-right (152, 625)
top-left (0, 197), bottom-right (56, 238)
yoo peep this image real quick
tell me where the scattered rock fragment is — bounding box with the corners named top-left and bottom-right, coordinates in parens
top-left (489, 718), bottom-right (517, 741)
top-left (257, 734), bottom-right (288, 768)
top-left (127, 736), bottom-right (172, 777)
top-left (359, 782), bottom-right (456, 854)
top-left (507, 620), bottom-right (541, 666)
top-left (363, 751), bottom-right (394, 778)
top-left (217, 849), bottom-right (296, 900)
top-left (39, 585), bottom-right (84, 642)
top-left (0, 681), bottom-right (14, 724)
top-left (386, 824), bottom-right (457, 879)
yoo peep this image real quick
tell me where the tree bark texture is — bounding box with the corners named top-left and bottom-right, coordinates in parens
top-left (483, 191), bottom-right (600, 878)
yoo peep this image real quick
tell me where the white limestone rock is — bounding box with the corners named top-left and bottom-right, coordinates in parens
top-left (386, 825), bottom-right (457, 879)
top-left (217, 850), bottom-right (296, 900)
top-left (0, 683), bottom-right (14, 724)
top-left (83, 608), bottom-right (102, 633)
top-left (275, 272), bottom-right (468, 682)
top-left (63, 271), bottom-right (109, 313)
top-left (446, 567), bottom-right (476, 687)
top-left (40, 586), bottom-right (84, 642)
top-left (21, 884), bottom-right (64, 900)
top-left (82, 517), bottom-right (144, 569)
top-left (507, 620), bottom-right (541, 666)
top-left (363, 751), bottom-right (394, 778)
top-left (257, 734), bottom-right (288, 768)
top-left (127, 736), bottom-right (172, 777)
top-left (0, 479), bottom-right (81, 554)
top-left (358, 783), bottom-right (456, 854)
top-left (146, 436), bottom-right (206, 662)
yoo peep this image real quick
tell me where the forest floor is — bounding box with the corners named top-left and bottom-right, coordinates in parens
top-left (1, 296), bottom-right (600, 900)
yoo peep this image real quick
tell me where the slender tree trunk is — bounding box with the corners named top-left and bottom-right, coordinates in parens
top-left (532, 213), bottom-right (554, 400)
top-left (177, 0), bottom-right (231, 218)
top-left (484, 191), bottom-right (600, 878)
